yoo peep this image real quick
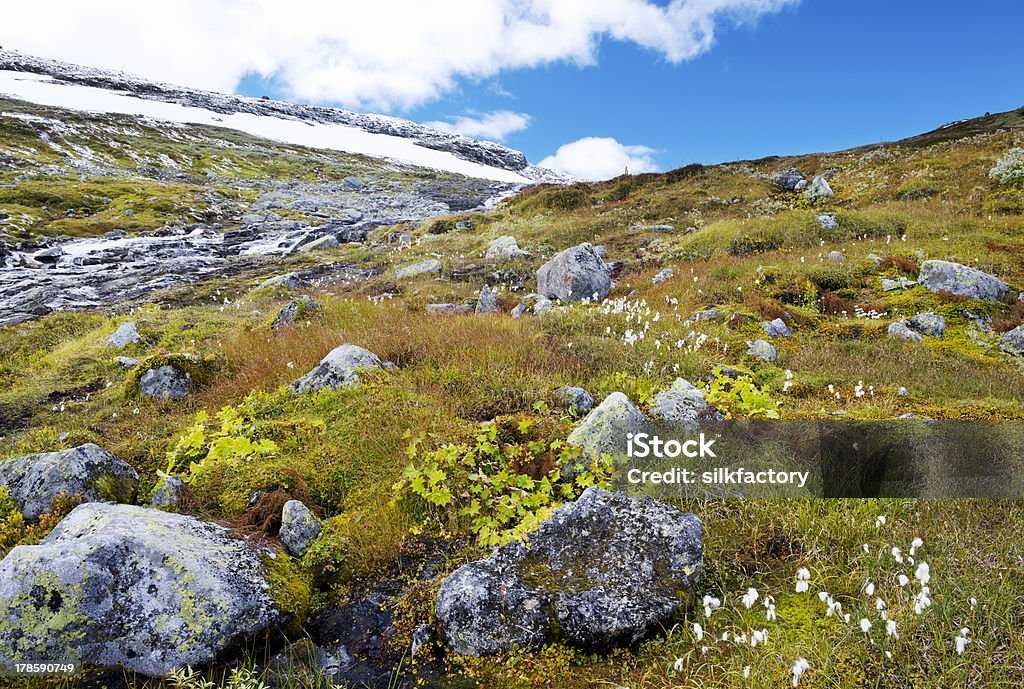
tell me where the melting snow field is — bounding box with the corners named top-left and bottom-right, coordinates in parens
top-left (0, 70), bottom-right (530, 183)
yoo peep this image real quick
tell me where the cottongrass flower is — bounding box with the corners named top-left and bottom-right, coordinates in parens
top-left (910, 537), bottom-right (924, 556)
top-left (693, 622), bottom-right (704, 642)
top-left (703, 595), bottom-right (721, 618)
top-left (743, 666), bottom-right (751, 679)
top-left (674, 657), bottom-right (684, 672)
top-left (864, 581), bottom-right (875, 596)
top-left (742, 588), bottom-right (759, 609)
top-left (795, 568), bottom-right (811, 593)
top-left (892, 546), bottom-right (904, 563)
top-left (886, 619), bottom-right (899, 639)
top-left (792, 658), bottom-right (810, 687)
top-left (859, 618), bottom-right (872, 633)
top-left (750, 628), bottom-right (767, 648)
top-left (915, 562), bottom-right (930, 585)
top-left (914, 587), bottom-right (933, 615)
top-left (955, 628), bottom-right (971, 655)
top-left (898, 574), bottom-right (910, 587)
top-left (875, 515), bottom-right (886, 528)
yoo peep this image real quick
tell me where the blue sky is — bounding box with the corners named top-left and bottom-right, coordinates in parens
top-left (9, 1), bottom-right (1024, 180)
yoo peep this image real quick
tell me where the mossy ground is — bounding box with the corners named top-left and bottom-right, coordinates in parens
top-left (3, 104), bottom-right (1024, 687)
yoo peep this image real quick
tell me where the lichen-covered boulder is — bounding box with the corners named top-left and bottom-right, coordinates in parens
top-left (564, 393), bottom-right (653, 478)
top-left (918, 260), bottom-right (1009, 302)
top-left (395, 259), bottom-right (442, 279)
top-left (803, 175), bottom-right (834, 204)
top-left (554, 386), bottom-right (595, 415)
top-left (772, 167), bottom-right (806, 192)
top-left (258, 272), bottom-right (310, 290)
top-left (537, 243), bottom-right (612, 302)
top-left (745, 339), bottom-right (778, 363)
top-left (908, 312), bottom-right (946, 339)
top-left (279, 500), bottom-right (322, 556)
top-left (291, 344), bottom-right (385, 393)
top-left (435, 487), bottom-right (702, 656)
top-left (0, 503), bottom-right (284, 677)
top-left (149, 475), bottom-right (185, 509)
top-left (1000, 324), bottom-right (1024, 356)
top-left (762, 318), bottom-right (791, 338)
top-left (139, 364), bottom-right (191, 401)
top-left (485, 236), bottom-right (529, 261)
top-left (475, 285), bottom-right (500, 314)
top-left (272, 295), bottom-right (321, 330)
top-left (106, 321), bottom-right (141, 348)
top-left (649, 378), bottom-right (723, 434)
top-left (888, 320), bottom-right (924, 342)
top-left (0, 443), bottom-right (139, 521)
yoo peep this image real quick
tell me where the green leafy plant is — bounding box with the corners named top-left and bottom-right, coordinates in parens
top-left (168, 406), bottom-right (279, 486)
top-left (704, 367), bottom-right (780, 419)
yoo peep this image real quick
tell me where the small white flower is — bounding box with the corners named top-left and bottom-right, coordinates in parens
top-left (863, 543), bottom-right (870, 553)
top-left (766, 603), bottom-right (777, 621)
top-left (796, 568), bottom-right (811, 593)
top-left (886, 619), bottom-right (898, 639)
top-left (742, 588), bottom-right (759, 609)
top-left (915, 562), bottom-right (930, 585)
top-left (860, 618), bottom-right (872, 633)
top-left (751, 628), bottom-right (767, 648)
top-left (674, 657), bottom-right (684, 672)
top-left (875, 515), bottom-right (886, 528)
top-left (914, 586), bottom-right (933, 614)
top-left (865, 582), bottom-right (875, 596)
top-left (694, 622), bottom-right (704, 642)
top-left (743, 666), bottom-right (751, 679)
top-left (970, 597), bottom-right (978, 609)
top-left (818, 591), bottom-right (830, 603)
top-left (703, 595), bottom-right (721, 617)
top-left (955, 628), bottom-right (971, 655)
top-left (792, 658), bottom-right (810, 687)
top-left (892, 546), bottom-right (904, 563)
top-left (898, 574), bottom-right (910, 587)
top-left (910, 537), bottom-right (923, 556)
top-left (876, 598), bottom-right (887, 611)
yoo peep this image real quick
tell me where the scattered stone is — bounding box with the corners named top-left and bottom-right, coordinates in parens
top-left (803, 175), bottom-right (834, 203)
top-left (455, 221), bottom-right (472, 231)
top-left (0, 443), bottom-right (139, 521)
top-left (898, 387), bottom-right (910, 396)
top-left (745, 339), bottom-right (778, 363)
top-left (426, 303), bottom-right (473, 316)
top-left (485, 235), bottom-right (529, 261)
top-left (649, 378), bottom-right (723, 434)
top-left (686, 309), bottom-right (722, 322)
top-left (652, 268), bottom-right (674, 284)
top-left (343, 176), bottom-right (364, 189)
top-left (395, 259), bottom-right (442, 279)
top-left (881, 276), bottom-right (916, 291)
top-left (0, 503), bottom-right (283, 676)
top-left (533, 296), bottom-right (554, 315)
top-left (773, 167), bottom-right (806, 192)
top-left (434, 487), bottom-right (702, 655)
top-left (116, 356), bottom-right (140, 369)
top-left (298, 235), bottom-right (340, 252)
top-left (411, 624), bottom-right (434, 659)
top-left (258, 272), bottom-right (310, 290)
top-left (279, 500), bottom-right (322, 556)
top-left (291, 344), bottom-right (386, 393)
top-left (887, 320), bottom-right (924, 342)
top-left (475, 286), bottom-right (500, 314)
top-left (564, 393), bottom-right (654, 478)
top-left (139, 365), bottom-right (191, 401)
top-left (537, 243), bottom-right (612, 302)
top-left (631, 224), bottom-right (675, 233)
top-left (106, 321), bottom-right (142, 348)
top-left (827, 250), bottom-right (846, 262)
top-left (908, 312), bottom-right (946, 339)
top-left (1000, 324), bottom-right (1024, 356)
top-left (762, 318), bottom-right (791, 338)
top-left (817, 213), bottom-right (839, 231)
top-left (918, 260), bottom-right (1009, 302)
top-left (149, 475), bottom-right (185, 508)
top-left (554, 386), bottom-right (595, 415)
top-left (272, 295), bottom-right (321, 330)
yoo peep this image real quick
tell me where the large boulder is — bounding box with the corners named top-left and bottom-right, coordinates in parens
top-left (0, 503), bottom-right (284, 677)
top-left (395, 259), bottom-right (442, 279)
top-left (1000, 324), bottom-right (1024, 356)
top-left (485, 236), bottom-right (529, 261)
top-left (139, 365), bottom-right (191, 401)
top-left (745, 339), bottom-right (778, 363)
top-left (888, 320), bottom-right (924, 342)
top-left (537, 243), bottom-right (612, 302)
top-left (649, 378), bottom-right (723, 434)
top-left (554, 386), bottom-right (595, 415)
top-left (762, 318), bottom-right (791, 338)
top-left (0, 443), bottom-right (139, 521)
top-left (106, 322), bottom-right (141, 348)
top-left (435, 487), bottom-right (702, 656)
top-left (291, 344), bottom-right (385, 394)
top-left (475, 286), bottom-right (500, 314)
top-left (564, 393), bottom-right (653, 478)
top-left (803, 175), bottom-right (834, 204)
top-left (908, 312), bottom-right (946, 339)
top-left (918, 260), bottom-right (1009, 302)
top-left (772, 167), bottom-right (806, 192)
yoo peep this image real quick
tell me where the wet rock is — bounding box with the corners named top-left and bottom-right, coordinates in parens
top-left (395, 259), bottom-right (442, 279)
top-left (0, 503), bottom-right (283, 677)
top-left (435, 487), bottom-right (702, 655)
top-left (908, 312), bottom-right (946, 339)
top-left (475, 285), bottom-right (500, 314)
top-left (554, 386), bottom-right (595, 415)
top-left (745, 339), bottom-right (778, 363)
top-left (279, 500), bottom-right (322, 556)
top-left (537, 243), bottom-right (612, 302)
top-left (149, 475), bottom-right (185, 508)
top-left (0, 443), bottom-right (139, 521)
top-left (918, 260), bottom-right (1009, 302)
top-left (564, 393), bottom-right (653, 478)
top-left (887, 320), bottom-right (924, 342)
top-left (649, 378), bottom-right (723, 434)
top-left (762, 318), bottom-right (791, 338)
top-left (106, 321), bottom-right (142, 348)
top-left (272, 295), bottom-right (321, 330)
top-left (291, 344), bottom-right (385, 393)
top-left (259, 272), bottom-right (310, 290)
top-left (139, 365), bottom-right (191, 401)
top-left (773, 167), bottom-right (806, 192)
top-left (1000, 324), bottom-right (1024, 356)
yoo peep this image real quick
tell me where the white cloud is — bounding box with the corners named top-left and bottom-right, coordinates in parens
top-left (424, 110), bottom-right (532, 142)
top-left (1, 0), bottom-right (799, 112)
top-left (539, 137), bottom-right (659, 181)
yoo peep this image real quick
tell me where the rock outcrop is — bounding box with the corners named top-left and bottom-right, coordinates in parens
top-left (918, 260), bottom-right (1009, 302)
top-left (537, 243), bottom-right (612, 302)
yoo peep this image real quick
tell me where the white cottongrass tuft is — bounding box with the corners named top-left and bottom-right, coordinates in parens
top-left (955, 628), bottom-right (971, 655)
top-left (859, 618), bottom-right (872, 633)
top-left (915, 562), bottom-right (931, 585)
top-left (742, 588), bottom-right (759, 609)
top-left (792, 658), bottom-right (810, 687)
top-left (795, 567), bottom-right (811, 593)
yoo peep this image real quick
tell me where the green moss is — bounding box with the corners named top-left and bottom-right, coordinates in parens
top-left (261, 552), bottom-right (312, 632)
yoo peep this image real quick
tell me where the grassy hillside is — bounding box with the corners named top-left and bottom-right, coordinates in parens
top-left (2, 103), bottom-right (1024, 687)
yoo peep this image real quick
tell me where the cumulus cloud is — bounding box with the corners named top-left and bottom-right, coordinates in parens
top-left (539, 137), bottom-right (659, 181)
top-left (424, 111), bottom-right (532, 142)
top-left (2, 0), bottom-right (798, 111)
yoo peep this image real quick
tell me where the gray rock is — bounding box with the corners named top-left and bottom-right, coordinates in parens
top-left (762, 318), bottom-right (791, 338)
top-left (475, 286), bottom-right (500, 314)
top-left (631, 224), bottom-right (675, 234)
top-left (485, 235), bottom-right (529, 261)
top-left (395, 259), bottom-right (442, 279)
top-left (0, 443), bottom-right (139, 521)
top-left (649, 378), bottom-right (723, 434)
top-left (343, 176), bottom-right (364, 189)
top-left (537, 243), bottom-right (612, 302)
top-left (898, 387), bottom-right (910, 396)
top-left (554, 386), bottom-right (595, 415)
top-left (881, 277), bottom-right (916, 291)
top-left (533, 296), bottom-right (554, 315)
top-left (116, 356), bottom-right (140, 369)
top-left (272, 295), bottom-right (321, 330)
top-left (827, 250), bottom-right (846, 262)
top-left (908, 312), bottom-right (946, 339)
top-left (887, 320), bottom-right (924, 342)
top-left (298, 235), bottom-right (340, 252)
top-left (0, 503), bottom-right (283, 676)
top-left (1000, 324), bottom-right (1024, 356)
top-left (745, 339), bottom-right (778, 363)
top-left (149, 475), bottom-right (185, 508)
top-left (291, 344), bottom-right (384, 393)
top-left (564, 393), bottom-right (653, 478)
top-left (258, 272), bottom-right (310, 290)
top-left (867, 253), bottom-right (884, 267)
top-left (139, 365), bottom-right (191, 401)
top-left (652, 268), bottom-right (674, 285)
top-left (918, 260), bottom-right (1009, 302)
top-left (426, 303), bottom-right (473, 316)
top-left (279, 500), bottom-right (322, 556)
top-left (817, 213), bottom-right (839, 231)
top-left (105, 321), bottom-right (141, 348)
top-left (773, 167), bottom-right (806, 192)
top-left (804, 175), bottom-right (834, 204)
top-left (686, 309), bottom-right (722, 323)
top-left (435, 487), bottom-right (702, 655)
